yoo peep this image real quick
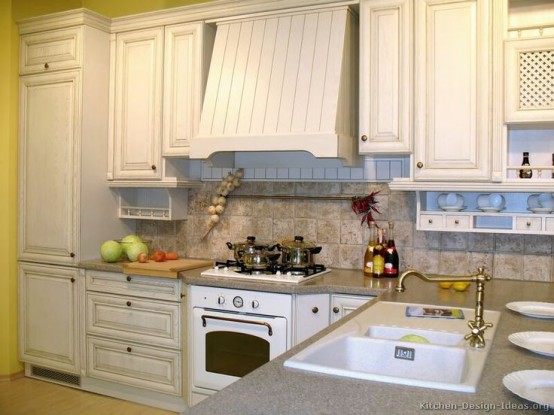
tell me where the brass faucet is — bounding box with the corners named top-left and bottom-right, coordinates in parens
top-left (395, 266), bottom-right (493, 348)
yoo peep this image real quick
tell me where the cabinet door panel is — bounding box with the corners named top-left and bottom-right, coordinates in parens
top-left (19, 264), bottom-right (80, 374)
top-left (414, 0), bottom-right (491, 181)
top-left (19, 71), bottom-right (78, 264)
top-left (294, 294), bottom-right (329, 345)
top-left (113, 28), bottom-right (163, 179)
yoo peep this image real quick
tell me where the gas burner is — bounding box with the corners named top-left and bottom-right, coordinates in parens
top-left (202, 261), bottom-right (330, 284)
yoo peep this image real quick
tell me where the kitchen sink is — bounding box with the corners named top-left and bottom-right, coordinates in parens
top-left (284, 301), bottom-right (501, 392)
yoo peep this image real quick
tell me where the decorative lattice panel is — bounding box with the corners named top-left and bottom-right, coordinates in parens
top-left (518, 49), bottom-right (554, 110)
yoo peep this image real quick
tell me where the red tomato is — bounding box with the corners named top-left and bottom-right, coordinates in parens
top-left (166, 252), bottom-right (179, 260)
top-left (151, 250), bottom-right (166, 262)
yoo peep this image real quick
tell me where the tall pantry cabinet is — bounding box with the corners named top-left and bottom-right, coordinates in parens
top-left (18, 10), bottom-right (132, 379)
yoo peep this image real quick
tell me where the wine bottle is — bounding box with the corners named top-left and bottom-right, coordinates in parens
top-left (383, 221), bottom-right (399, 278)
top-left (519, 152), bottom-right (532, 179)
top-left (363, 222), bottom-right (377, 277)
top-left (372, 228), bottom-right (385, 278)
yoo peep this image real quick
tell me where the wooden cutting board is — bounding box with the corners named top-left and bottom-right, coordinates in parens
top-left (123, 258), bottom-right (212, 278)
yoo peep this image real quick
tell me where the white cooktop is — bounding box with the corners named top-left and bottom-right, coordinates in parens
top-left (200, 266), bottom-right (331, 284)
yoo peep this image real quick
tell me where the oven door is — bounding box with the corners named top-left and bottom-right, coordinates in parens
top-left (192, 307), bottom-right (288, 391)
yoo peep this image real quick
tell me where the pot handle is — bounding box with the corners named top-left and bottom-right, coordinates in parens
top-left (226, 242), bottom-right (234, 250)
top-left (268, 243), bottom-right (279, 251)
top-left (311, 246), bottom-right (322, 254)
top-left (268, 253), bottom-right (281, 262)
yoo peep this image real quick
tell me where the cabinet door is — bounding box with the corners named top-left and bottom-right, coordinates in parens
top-left (163, 23), bottom-right (206, 157)
top-left (505, 36), bottom-right (554, 123)
top-left (113, 27), bottom-right (163, 179)
top-left (294, 294), bottom-right (330, 345)
top-left (19, 71), bottom-right (79, 265)
top-left (359, 0), bottom-right (412, 154)
top-left (19, 263), bottom-right (80, 374)
top-left (413, 0), bottom-right (491, 181)
top-left (330, 294), bottom-right (372, 324)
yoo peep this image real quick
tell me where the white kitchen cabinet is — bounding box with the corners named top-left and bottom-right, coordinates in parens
top-left (109, 22), bottom-right (214, 180)
top-left (18, 11), bottom-right (132, 266)
top-left (294, 294), bottom-right (330, 345)
top-left (110, 27), bottom-right (164, 180)
top-left (330, 294), bottom-right (373, 324)
top-left (83, 270), bottom-right (185, 407)
top-left (19, 263), bottom-right (81, 375)
top-left (359, 0), bottom-right (412, 154)
top-left (505, 36), bottom-right (554, 123)
top-left (412, 0), bottom-right (492, 182)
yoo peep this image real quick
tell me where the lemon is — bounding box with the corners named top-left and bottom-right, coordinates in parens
top-left (438, 282), bottom-right (453, 289)
top-left (452, 282), bottom-right (471, 292)
top-left (400, 334), bottom-right (430, 344)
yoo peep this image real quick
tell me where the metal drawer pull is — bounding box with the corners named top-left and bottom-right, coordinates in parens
top-left (455, 220), bottom-right (459, 225)
top-left (527, 221), bottom-right (531, 227)
top-left (201, 314), bottom-right (273, 336)
top-left (428, 219), bottom-right (433, 224)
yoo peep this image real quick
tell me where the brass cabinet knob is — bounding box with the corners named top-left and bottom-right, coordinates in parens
top-left (416, 162), bottom-right (424, 168)
top-left (361, 135), bottom-right (368, 142)
top-left (70, 277), bottom-right (75, 283)
top-left (428, 219), bottom-right (433, 224)
top-left (70, 252), bottom-right (75, 258)
top-left (126, 301), bottom-right (132, 307)
top-left (127, 347), bottom-right (132, 352)
top-left (455, 220), bottom-right (459, 225)
top-left (312, 307), bottom-right (319, 314)
top-left (527, 221), bottom-right (531, 227)
top-left (332, 306), bottom-right (340, 314)
top-left (44, 63), bottom-right (49, 69)
top-left (126, 275), bottom-right (132, 282)
top-left (151, 165), bottom-right (157, 170)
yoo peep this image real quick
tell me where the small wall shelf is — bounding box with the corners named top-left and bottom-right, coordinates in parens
top-left (113, 187), bottom-right (190, 221)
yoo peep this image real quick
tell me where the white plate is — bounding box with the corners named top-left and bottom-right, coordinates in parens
top-left (509, 332), bottom-right (554, 357)
top-left (503, 370), bottom-right (554, 408)
top-left (528, 207), bottom-right (553, 214)
top-left (440, 206), bottom-right (466, 212)
top-left (506, 302), bottom-right (554, 319)
top-left (479, 207), bottom-right (504, 213)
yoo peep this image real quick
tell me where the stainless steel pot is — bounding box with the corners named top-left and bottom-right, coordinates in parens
top-left (278, 236), bottom-right (322, 268)
top-left (241, 251), bottom-right (281, 270)
top-left (226, 236), bottom-right (277, 263)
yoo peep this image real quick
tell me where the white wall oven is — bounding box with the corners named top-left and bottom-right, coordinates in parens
top-left (189, 285), bottom-right (292, 402)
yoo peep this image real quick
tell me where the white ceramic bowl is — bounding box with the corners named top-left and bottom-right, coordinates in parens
top-left (438, 192), bottom-right (464, 208)
top-left (477, 194), bottom-right (490, 208)
top-left (527, 194), bottom-right (540, 209)
top-left (538, 193), bottom-right (554, 209)
top-left (488, 193), bottom-right (505, 209)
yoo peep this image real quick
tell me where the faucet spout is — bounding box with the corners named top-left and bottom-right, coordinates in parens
top-left (395, 266), bottom-right (492, 348)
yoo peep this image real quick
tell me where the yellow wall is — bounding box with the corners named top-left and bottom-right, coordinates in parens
top-left (1, 0), bottom-right (207, 377)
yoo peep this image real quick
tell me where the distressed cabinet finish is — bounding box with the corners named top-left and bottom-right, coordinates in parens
top-left (111, 27), bottom-right (164, 180)
top-left (19, 263), bottom-right (81, 375)
top-left (330, 294), bottom-right (373, 324)
top-left (413, 0), bottom-right (492, 181)
top-left (359, 0), bottom-right (412, 154)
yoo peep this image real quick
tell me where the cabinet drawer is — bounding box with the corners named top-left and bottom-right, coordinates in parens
top-left (545, 218), bottom-right (554, 232)
top-left (445, 216), bottom-right (470, 229)
top-left (86, 271), bottom-right (181, 301)
top-left (419, 214), bottom-right (443, 230)
top-left (87, 336), bottom-right (181, 395)
top-left (86, 293), bottom-right (180, 349)
top-left (20, 27), bottom-right (82, 74)
top-left (515, 216), bottom-right (542, 231)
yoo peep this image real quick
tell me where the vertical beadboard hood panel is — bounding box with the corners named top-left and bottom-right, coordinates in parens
top-left (190, 6), bottom-right (359, 166)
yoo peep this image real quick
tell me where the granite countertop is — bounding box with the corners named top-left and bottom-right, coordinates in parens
top-left (188, 277), bottom-right (554, 415)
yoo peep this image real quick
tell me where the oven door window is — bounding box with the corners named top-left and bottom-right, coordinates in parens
top-left (206, 331), bottom-right (269, 377)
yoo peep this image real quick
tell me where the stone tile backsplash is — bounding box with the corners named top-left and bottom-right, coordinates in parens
top-left (137, 182), bottom-right (554, 282)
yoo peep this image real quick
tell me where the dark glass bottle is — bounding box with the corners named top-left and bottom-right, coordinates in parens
top-left (363, 222), bottom-right (377, 277)
top-left (519, 152), bottom-right (532, 179)
top-left (551, 154), bottom-right (554, 179)
top-left (383, 221), bottom-right (399, 278)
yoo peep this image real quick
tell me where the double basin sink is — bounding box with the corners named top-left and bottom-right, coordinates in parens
top-left (285, 301), bottom-right (501, 392)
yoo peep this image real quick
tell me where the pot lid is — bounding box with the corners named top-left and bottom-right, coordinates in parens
top-left (278, 236), bottom-right (318, 249)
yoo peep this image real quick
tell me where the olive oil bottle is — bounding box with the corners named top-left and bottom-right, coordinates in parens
top-left (372, 228), bottom-right (385, 278)
top-left (363, 222), bottom-right (377, 276)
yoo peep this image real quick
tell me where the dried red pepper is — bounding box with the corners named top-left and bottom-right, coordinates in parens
top-left (351, 191), bottom-right (380, 227)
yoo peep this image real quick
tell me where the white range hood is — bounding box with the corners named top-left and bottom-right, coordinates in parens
top-left (190, 5), bottom-right (359, 166)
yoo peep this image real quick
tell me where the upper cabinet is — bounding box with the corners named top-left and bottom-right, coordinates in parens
top-left (108, 22), bottom-right (214, 182)
top-left (359, 0), bottom-right (412, 154)
top-left (412, 0), bottom-right (492, 182)
top-left (18, 11), bottom-right (132, 265)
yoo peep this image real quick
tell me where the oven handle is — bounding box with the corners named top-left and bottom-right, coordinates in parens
top-left (201, 314), bottom-right (273, 336)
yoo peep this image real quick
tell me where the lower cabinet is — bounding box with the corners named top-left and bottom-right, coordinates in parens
top-left (331, 294), bottom-right (373, 324)
top-left (19, 263), bottom-right (81, 375)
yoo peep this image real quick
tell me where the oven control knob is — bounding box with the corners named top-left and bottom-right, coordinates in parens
top-left (217, 296), bottom-right (225, 305)
top-left (233, 296), bottom-right (244, 308)
top-left (251, 300), bottom-right (259, 309)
